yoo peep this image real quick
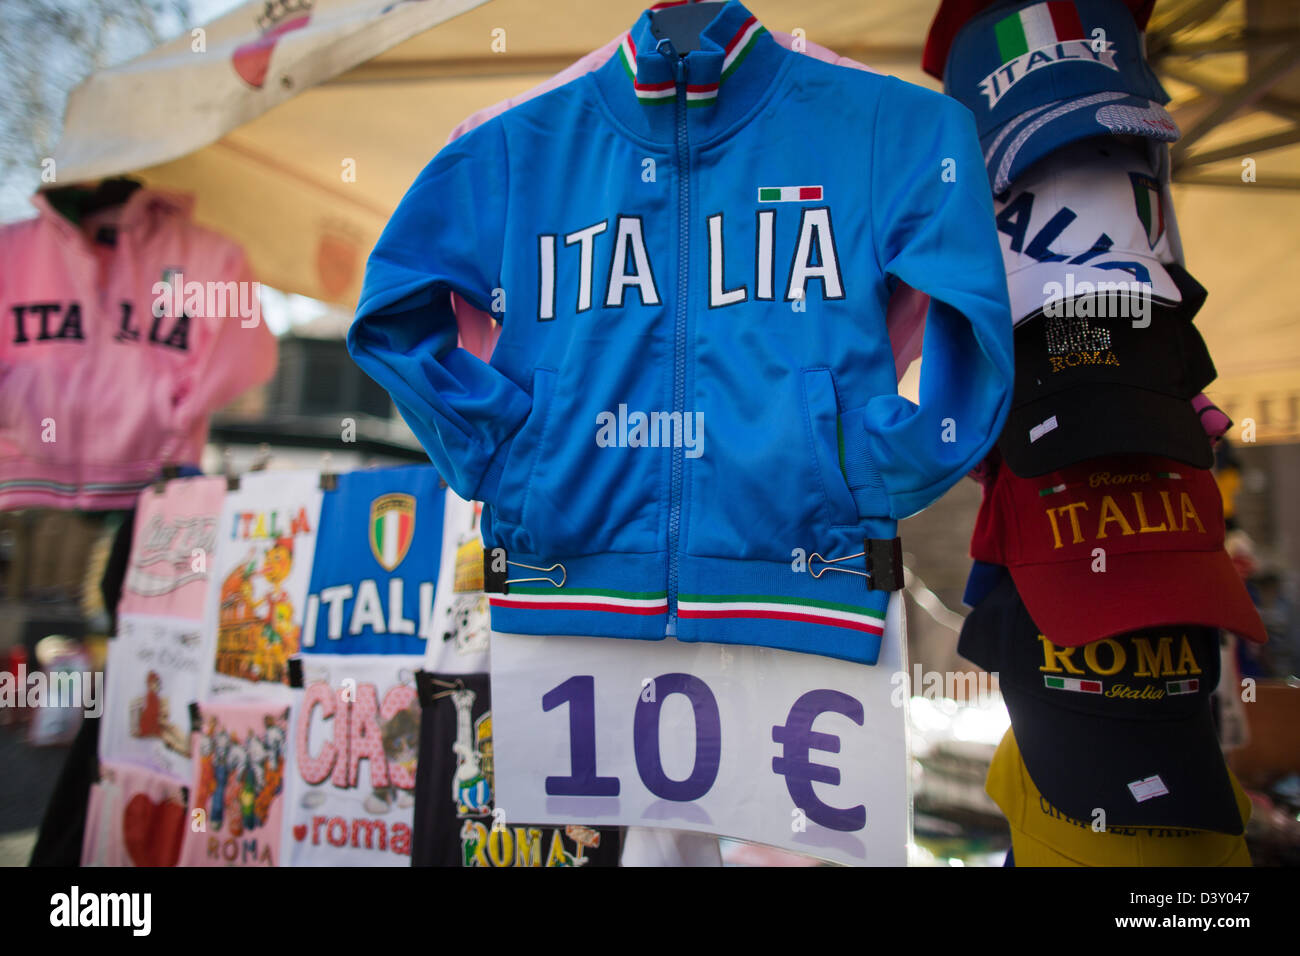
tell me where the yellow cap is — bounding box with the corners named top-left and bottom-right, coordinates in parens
top-left (987, 728), bottom-right (1252, 867)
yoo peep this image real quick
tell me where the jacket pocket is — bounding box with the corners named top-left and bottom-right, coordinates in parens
top-left (494, 367), bottom-right (556, 528)
top-left (801, 367), bottom-right (859, 528)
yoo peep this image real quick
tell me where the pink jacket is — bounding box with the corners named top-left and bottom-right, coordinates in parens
top-left (0, 189), bottom-right (277, 511)
top-left (447, 29), bottom-right (930, 376)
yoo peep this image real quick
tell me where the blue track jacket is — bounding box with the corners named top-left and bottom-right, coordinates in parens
top-left (348, 1), bottom-right (1013, 664)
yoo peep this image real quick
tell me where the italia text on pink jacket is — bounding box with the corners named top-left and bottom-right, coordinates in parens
top-left (0, 188), bottom-right (277, 510)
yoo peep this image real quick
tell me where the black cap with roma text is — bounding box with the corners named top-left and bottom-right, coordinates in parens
top-left (960, 573), bottom-right (1242, 835)
top-left (998, 263), bottom-right (1216, 477)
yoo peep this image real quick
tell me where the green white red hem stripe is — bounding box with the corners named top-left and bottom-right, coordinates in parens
top-left (1044, 675), bottom-right (1103, 693)
top-left (677, 594), bottom-right (885, 634)
top-left (490, 588), bottom-right (668, 616)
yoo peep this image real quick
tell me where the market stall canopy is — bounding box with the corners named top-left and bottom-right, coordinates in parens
top-left (48, 0), bottom-right (1300, 442)
top-left (49, 0), bottom-right (934, 308)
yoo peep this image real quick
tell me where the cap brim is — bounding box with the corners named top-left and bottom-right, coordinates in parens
top-left (963, 560), bottom-right (1009, 608)
top-left (999, 385), bottom-right (1214, 477)
top-left (1006, 259), bottom-right (1182, 327)
top-left (983, 93), bottom-right (1179, 194)
top-left (1007, 818), bottom-right (1252, 866)
top-left (1011, 548), bottom-right (1268, 645)
top-left (1004, 682), bottom-right (1244, 835)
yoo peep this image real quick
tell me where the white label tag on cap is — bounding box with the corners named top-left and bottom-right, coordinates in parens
top-left (1128, 775), bottom-right (1170, 803)
top-left (1029, 416), bottom-right (1058, 444)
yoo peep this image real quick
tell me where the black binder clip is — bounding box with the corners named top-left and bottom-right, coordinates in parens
top-left (287, 657), bottom-right (304, 689)
top-left (482, 546), bottom-right (566, 596)
top-left (319, 452), bottom-right (338, 491)
top-left (864, 537), bottom-right (904, 591)
top-left (808, 537), bottom-right (904, 591)
top-left (153, 463), bottom-right (182, 493)
top-left (416, 670), bottom-right (466, 708)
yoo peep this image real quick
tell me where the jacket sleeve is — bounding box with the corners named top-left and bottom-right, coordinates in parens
top-left (840, 77), bottom-right (1014, 520)
top-left (171, 244), bottom-right (277, 433)
top-left (347, 119), bottom-right (532, 505)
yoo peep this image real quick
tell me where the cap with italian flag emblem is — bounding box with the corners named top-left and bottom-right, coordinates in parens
top-left (943, 0), bottom-right (1178, 194)
top-left (921, 0), bottom-right (1156, 81)
top-left (959, 573), bottom-right (1245, 835)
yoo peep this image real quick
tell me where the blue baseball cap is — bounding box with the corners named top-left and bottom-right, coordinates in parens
top-left (944, 0), bottom-right (1179, 194)
top-left (963, 559), bottom-right (1009, 608)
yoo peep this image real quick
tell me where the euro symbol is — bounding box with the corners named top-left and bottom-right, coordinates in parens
top-left (771, 689), bottom-right (865, 832)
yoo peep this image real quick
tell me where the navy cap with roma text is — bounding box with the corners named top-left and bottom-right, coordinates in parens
top-left (960, 573), bottom-right (1244, 835)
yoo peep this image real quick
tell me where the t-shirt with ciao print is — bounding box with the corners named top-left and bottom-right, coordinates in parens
top-left (206, 470), bottom-right (322, 699)
top-left (179, 698), bottom-right (291, 866)
top-left (280, 655), bottom-right (424, 865)
top-left (81, 759), bottom-right (187, 867)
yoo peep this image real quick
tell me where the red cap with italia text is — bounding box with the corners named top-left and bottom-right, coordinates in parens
top-left (970, 454), bottom-right (1267, 646)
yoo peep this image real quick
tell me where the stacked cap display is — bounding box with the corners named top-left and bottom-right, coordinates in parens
top-left (940, 1), bottom-right (1266, 865)
top-left (994, 138), bottom-right (1221, 477)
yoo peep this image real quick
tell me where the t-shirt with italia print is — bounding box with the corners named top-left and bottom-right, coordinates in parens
top-left (411, 671), bottom-right (621, 867)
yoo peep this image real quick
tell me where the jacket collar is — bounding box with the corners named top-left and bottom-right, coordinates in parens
top-left (593, 1), bottom-right (787, 144)
top-left (29, 186), bottom-right (195, 247)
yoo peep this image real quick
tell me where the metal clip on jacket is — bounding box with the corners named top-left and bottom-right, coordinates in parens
top-left (808, 537), bottom-right (904, 591)
top-left (482, 547), bottom-right (567, 596)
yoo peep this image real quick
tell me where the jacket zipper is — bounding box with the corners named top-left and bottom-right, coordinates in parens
top-left (661, 41), bottom-right (689, 637)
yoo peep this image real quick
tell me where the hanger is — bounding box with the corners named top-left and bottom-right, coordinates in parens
top-left (649, 1), bottom-right (725, 54)
top-left (44, 176), bottom-right (144, 227)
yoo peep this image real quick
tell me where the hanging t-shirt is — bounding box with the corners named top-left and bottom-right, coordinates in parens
top-left (280, 655), bottom-right (424, 865)
top-left (411, 671), bottom-right (621, 867)
top-left (118, 475), bottom-right (225, 620)
top-left (81, 759), bottom-right (188, 867)
top-left (303, 466), bottom-right (445, 655)
top-left (100, 475), bottom-right (225, 777)
top-left (178, 698), bottom-right (291, 866)
top-left (425, 491), bottom-right (491, 674)
top-left (206, 470), bottom-right (322, 697)
top-left (101, 617), bottom-right (207, 779)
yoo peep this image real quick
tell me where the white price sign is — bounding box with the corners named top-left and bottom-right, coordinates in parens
top-left (491, 594), bottom-right (909, 866)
